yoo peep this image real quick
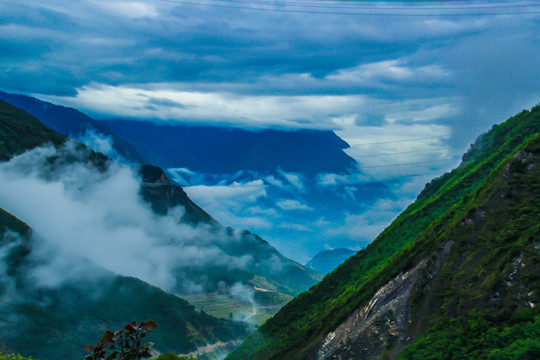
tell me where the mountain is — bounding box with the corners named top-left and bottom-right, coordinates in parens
top-left (0, 91), bottom-right (145, 163)
top-left (0, 100), bottom-right (251, 359)
top-left (139, 164), bottom-right (217, 225)
top-left (305, 248), bottom-right (356, 274)
top-left (0, 98), bottom-right (321, 295)
top-left (0, 100), bottom-right (321, 359)
top-left (98, 118), bottom-right (392, 259)
top-left (138, 165), bottom-right (322, 298)
top-left (226, 105), bottom-right (540, 360)
top-left (0, 207), bottom-right (250, 360)
top-left (0, 93), bottom-right (390, 259)
top-left (99, 119), bottom-right (356, 176)
top-left (0, 98), bottom-right (67, 160)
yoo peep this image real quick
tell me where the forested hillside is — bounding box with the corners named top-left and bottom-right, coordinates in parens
top-left (0, 100), bottom-right (251, 359)
top-left (227, 105), bottom-right (540, 359)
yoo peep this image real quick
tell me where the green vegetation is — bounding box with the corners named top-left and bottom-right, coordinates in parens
top-left (399, 311), bottom-right (540, 360)
top-left (0, 99), bottom-right (66, 161)
top-left (84, 321), bottom-right (157, 360)
top-left (183, 290), bottom-right (292, 325)
top-left (0, 274), bottom-right (250, 360)
top-left (395, 132), bottom-right (540, 359)
top-left (0, 354), bottom-right (37, 360)
top-left (155, 353), bottom-right (198, 360)
top-left (0, 104), bottom-right (250, 359)
top-left (226, 105), bottom-right (540, 360)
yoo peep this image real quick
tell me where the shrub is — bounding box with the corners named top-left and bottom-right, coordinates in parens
top-left (84, 321), bottom-right (157, 360)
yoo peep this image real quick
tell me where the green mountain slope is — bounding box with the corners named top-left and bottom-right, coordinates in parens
top-left (0, 99), bottom-right (66, 161)
top-left (0, 208), bottom-right (250, 360)
top-left (0, 101), bottom-right (252, 359)
top-left (226, 105), bottom-right (540, 360)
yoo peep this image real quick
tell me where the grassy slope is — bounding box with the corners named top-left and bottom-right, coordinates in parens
top-left (226, 105), bottom-right (540, 360)
top-left (184, 290), bottom-right (293, 325)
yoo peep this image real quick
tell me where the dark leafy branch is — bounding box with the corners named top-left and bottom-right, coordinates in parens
top-left (84, 321), bottom-right (158, 360)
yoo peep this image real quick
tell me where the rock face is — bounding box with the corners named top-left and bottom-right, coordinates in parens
top-left (139, 164), bottom-right (216, 225)
top-left (310, 241), bottom-right (455, 360)
top-left (309, 139), bottom-right (540, 359)
top-left (310, 262), bottom-right (426, 360)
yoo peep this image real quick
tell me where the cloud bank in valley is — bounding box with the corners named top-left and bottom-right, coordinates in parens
top-left (0, 143), bottom-right (264, 293)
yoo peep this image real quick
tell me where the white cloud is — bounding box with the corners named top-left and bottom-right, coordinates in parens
top-left (76, 128), bottom-right (129, 163)
top-left (336, 121), bottom-right (456, 179)
top-left (324, 197), bottom-right (414, 244)
top-left (186, 180), bottom-right (267, 207)
top-left (316, 171), bottom-right (370, 187)
top-left (92, 1), bottom-right (159, 18)
top-left (184, 180), bottom-right (272, 230)
top-left (277, 170), bottom-right (306, 193)
top-left (37, 83), bottom-right (371, 130)
top-left (0, 143), bottom-right (269, 291)
top-left (276, 199), bottom-right (313, 211)
top-left (327, 60), bottom-right (450, 84)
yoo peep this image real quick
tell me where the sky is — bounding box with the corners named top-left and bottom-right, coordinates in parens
top-left (1, 0), bottom-right (540, 261)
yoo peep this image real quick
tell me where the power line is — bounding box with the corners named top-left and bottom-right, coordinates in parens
top-left (170, 156), bottom-right (458, 174)
top-left (346, 135), bottom-right (448, 146)
top-left (112, 131), bottom-right (450, 149)
top-left (163, 146), bottom-right (449, 161)
top-left (162, 0), bottom-right (540, 10)
top-left (360, 158), bottom-right (456, 169)
top-left (357, 147), bottom-right (449, 157)
top-left (157, 0), bottom-right (540, 16)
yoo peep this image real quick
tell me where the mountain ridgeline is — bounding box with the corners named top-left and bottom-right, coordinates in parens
top-left (0, 91), bottom-right (145, 163)
top-left (0, 100), bottom-right (321, 360)
top-left (0, 99), bottom-right (250, 359)
top-left (99, 119), bottom-right (356, 176)
top-left (226, 105), bottom-right (540, 359)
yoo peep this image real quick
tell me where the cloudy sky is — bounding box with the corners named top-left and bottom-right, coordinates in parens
top-left (1, 0), bottom-right (540, 261)
top-left (2, 1), bottom-right (539, 133)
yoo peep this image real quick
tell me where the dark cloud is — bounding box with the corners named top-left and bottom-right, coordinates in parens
top-left (0, 1), bottom-right (538, 155)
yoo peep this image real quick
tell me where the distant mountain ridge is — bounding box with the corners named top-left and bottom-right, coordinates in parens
top-left (98, 118), bottom-right (391, 259)
top-left (305, 248), bottom-right (356, 274)
top-left (0, 91), bottom-right (145, 163)
top-left (226, 105), bottom-right (540, 360)
top-left (99, 119), bottom-right (356, 176)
